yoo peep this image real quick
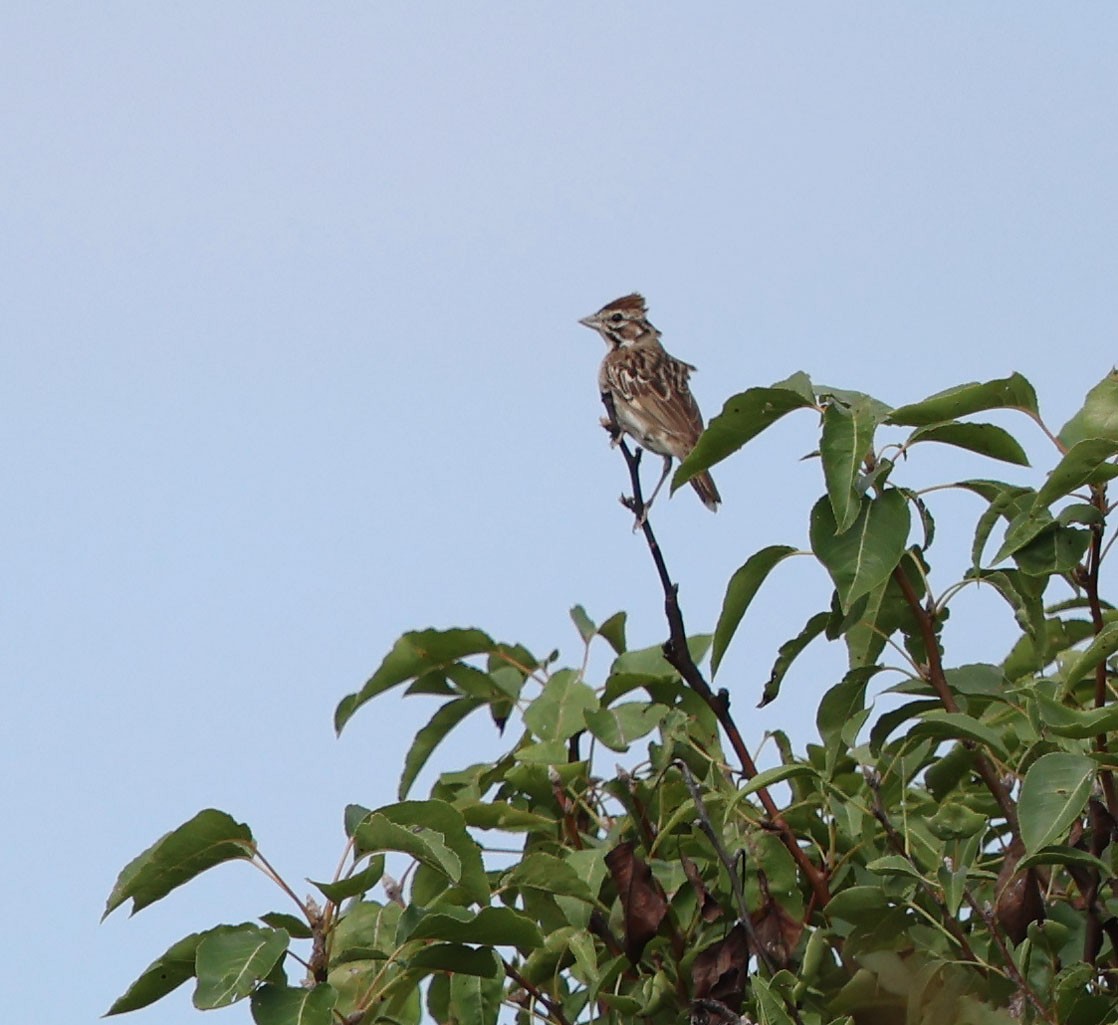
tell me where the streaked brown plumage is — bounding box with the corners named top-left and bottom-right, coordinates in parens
top-left (579, 293), bottom-right (720, 511)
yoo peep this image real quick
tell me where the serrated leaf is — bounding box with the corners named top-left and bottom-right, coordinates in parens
top-left (103, 809), bottom-right (254, 919)
top-left (399, 697), bottom-right (484, 800)
top-left (1038, 437), bottom-right (1118, 507)
top-left (673, 384), bottom-right (816, 491)
top-left (810, 491), bottom-right (910, 613)
top-left (1019, 752), bottom-right (1095, 855)
top-left (408, 906), bottom-right (544, 953)
top-left (906, 421), bottom-right (1029, 466)
top-left (1058, 369), bottom-right (1118, 447)
top-left (308, 855), bottom-right (385, 903)
top-left (250, 983), bottom-right (337, 1025)
top-left (193, 924), bottom-right (289, 1009)
top-left (886, 373), bottom-right (1038, 426)
top-left (106, 931), bottom-right (203, 1015)
top-left (584, 701), bottom-right (669, 752)
top-left (522, 669), bottom-right (598, 742)
top-left (759, 611), bottom-right (829, 706)
top-left (335, 628), bottom-right (495, 733)
top-left (712, 545), bottom-right (798, 676)
top-left (821, 396), bottom-right (881, 532)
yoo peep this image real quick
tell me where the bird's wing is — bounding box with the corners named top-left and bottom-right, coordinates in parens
top-left (603, 347), bottom-right (705, 450)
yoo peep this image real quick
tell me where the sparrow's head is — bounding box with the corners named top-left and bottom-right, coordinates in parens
top-left (578, 293), bottom-right (659, 348)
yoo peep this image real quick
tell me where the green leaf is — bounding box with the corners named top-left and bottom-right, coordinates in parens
top-left (910, 710), bottom-right (1008, 758)
top-left (886, 373), bottom-right (1039, 426)
top-left (407, 944), bottom-right (501, 978)
top-left (737, 763), bottom-right (820, 799)
top-left (352, 814), bottom-right (462, 886)
top-left (1059, 369), bottom-right (1118, 447)
top-left (927, 802), bottom-right (988, 840)
top-left (965, 481), bottom-right (1035, 567)
top-left (597, 611), bottom-right (628, 654)
top-left (330, 900), bottom-right (400, 963)
top-left (865, 855), bottom-right (926, 881)
top-left (376, 800), bottom-right (488, 903)
top-left (335, 628), bottom-right (495, 733)
top-left (505, 852), bottom-right (595, 901)
top-left (458, 801), bottom-right (555, 832)
top-left (1036, 437), bottom-right (1118, 505)
top-left (810, 491), bottom-right (911, 613)
top-left (1035, 692), bottom-right (1118, 738)
top-left (969, 569), bottom-right (1047, 648)
top-left (449, 968), bottom-right (504, 1025)
top-left (1017, 846), bottom-right (1113, 873)
top-left (194, 924), bottom-right (289, 1009)
top-left (522, 669), bottom-right (598, 742)
top-left (1019, 752), bottom-right (1095, 855)
top-left (672, 384), bottom-right (816, 491)
top-left (712, 545), bottom-right (798, 676)
top-left (772, 370), bottom-right (816, 402)
top-left (821, 396), bottom-right (881, 532)
top-left (103, 809), bottom-right (255, 919)
top-left (399, 697), bottom-right (483, 800)
top-left (569, 605), bottom-right (596, 643)
top-left (991, 504), bottom-right (1056, 564)
top-left (584, 702), bottom-right (669, 752)
top-left (250, 983), bottom-right (337, 1025)
top-left (308, 855), bottom-right (385, 903)
top-left (1013, 525), bottom-right (1091, 576)
top-left (259, 913), bottom-right (312, 940)
top-left (106, 931), bottom-right (203, 1014)
top-left (751, 974), bottom-right (798, 1025)
top-left (760, 611), bottom-right (830, 706)
top-left (407, 907), bottom-right (544, 954)
top-left (906, 421), bottom-right (1029, 466)
top-left (1061, 621), bottom-right (1118, 690)
top-left (817, 667), bottom-right (882, 753)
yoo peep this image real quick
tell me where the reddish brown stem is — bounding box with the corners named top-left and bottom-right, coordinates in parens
top-left (1085, 485), bottom-right (1118, 818)
top-left (892, 564), bottom-right (1020, 831)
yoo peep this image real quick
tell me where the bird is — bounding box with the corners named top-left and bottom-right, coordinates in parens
top-left (579, 293), bottom-right (721, 513)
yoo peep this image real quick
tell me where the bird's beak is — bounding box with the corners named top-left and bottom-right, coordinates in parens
top-left (578, 314), bottom-right (598, 329)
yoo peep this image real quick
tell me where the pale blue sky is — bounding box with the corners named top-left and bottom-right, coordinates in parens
top-left (3, 6), bottom-right (1116, 1023)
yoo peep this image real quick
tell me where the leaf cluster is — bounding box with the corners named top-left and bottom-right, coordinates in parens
top-left (105, 372), bottom-right (1118, 1025)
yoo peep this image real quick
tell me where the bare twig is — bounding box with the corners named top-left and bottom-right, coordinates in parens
top-left (601, 392), bottom-right (832, 908)
top-left (675, 760), bottom-right (776, 976)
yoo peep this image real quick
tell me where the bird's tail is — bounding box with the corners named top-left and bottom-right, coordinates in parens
top-left (690, 471), bottom-right (721, 512)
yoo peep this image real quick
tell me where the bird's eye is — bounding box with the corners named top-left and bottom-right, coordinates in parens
top-left (609, 313), bottom-right (623, 323)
